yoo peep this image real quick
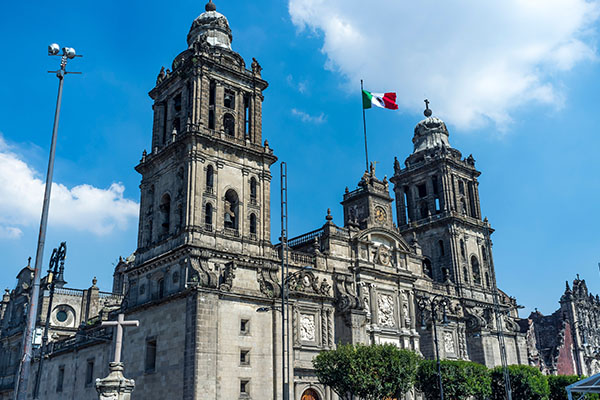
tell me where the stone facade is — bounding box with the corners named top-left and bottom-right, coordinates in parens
top-left (0, 2), bottom-right (535, 399)
top-left (521, 277), bottom-right (600, 376)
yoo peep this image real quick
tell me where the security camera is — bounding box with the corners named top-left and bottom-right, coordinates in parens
top-left (63, 47), bottom-right (76, 59)
top-left (48, 43), bottom-right (60, 56)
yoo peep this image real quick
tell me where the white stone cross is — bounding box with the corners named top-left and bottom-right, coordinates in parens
top-left (101, 313), bottom-right (139, 364)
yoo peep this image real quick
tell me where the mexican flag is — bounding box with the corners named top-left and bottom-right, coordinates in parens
top-left (362, 90), bottom-right (398, 110)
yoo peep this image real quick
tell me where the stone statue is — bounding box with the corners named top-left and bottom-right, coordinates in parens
top-left (251, 58), bottom-right (262, 75)
top-left (156, 66), bottom-right (165, 85)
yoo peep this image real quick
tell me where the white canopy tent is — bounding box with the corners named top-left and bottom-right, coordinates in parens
top-left (566, 373), bottom-right (600, 400)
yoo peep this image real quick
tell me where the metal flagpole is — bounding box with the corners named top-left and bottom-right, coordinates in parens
top-left (361, 80), bottom-right (369, 172)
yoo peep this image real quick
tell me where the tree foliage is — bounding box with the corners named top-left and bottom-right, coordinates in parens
top-left (312, 343), bottom-right (420, 400)
top-left (491, 365), bottom-right (549, 400)
top-left (415, 359), bottom-right (491, 400)
top-left (548, 375), bottom-right (599, 400)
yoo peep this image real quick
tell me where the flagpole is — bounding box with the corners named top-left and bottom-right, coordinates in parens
top-left (361, 79), bottom-right (369, 172)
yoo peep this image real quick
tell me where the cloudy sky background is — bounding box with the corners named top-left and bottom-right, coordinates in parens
top-left (0, 0), bottom-right (599, 314)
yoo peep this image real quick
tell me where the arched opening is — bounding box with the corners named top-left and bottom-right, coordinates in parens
top-left (438, 240), bottom-right (445, 257)
top-left (206, 165), bottom-right (214, 192)
top-left (157, 278), bottom-right (165, 299)
top-left (419, 202), bottom-right (429, 219)
top-left (301, 388), bottom-right (320, 400)
top-left (250, 177), bottom-right (257, 201)
top-left (249, 213), bottom-right (257, 235)
top-left (223, 113), bottom-right (235, 136)
top-left (159, 194), bottom-right (171, 237)
top-left (481, 245), bottom-right (487, 261)
top-left (471, 256), bottom-right (481, 285)
top-left (205, 203), bottom-right (213, 230)
top-left (422, 259), bottom-right (433, 279)
top-left (176, 204), bottom-right (183, 230)
top-left (224, 189), bottom-right (239, 230)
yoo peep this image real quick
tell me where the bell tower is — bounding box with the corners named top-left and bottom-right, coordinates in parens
top-left (390, 102), bottom-right (494, 293)
top-left (134, 0), bottom-right (277, 265)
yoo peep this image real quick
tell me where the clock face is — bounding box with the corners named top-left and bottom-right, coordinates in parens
top-left (374, 206), bottom-right (386, 222)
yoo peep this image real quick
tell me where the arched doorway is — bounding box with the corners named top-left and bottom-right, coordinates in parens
top-left (301, 388), bottom-right (320, 400)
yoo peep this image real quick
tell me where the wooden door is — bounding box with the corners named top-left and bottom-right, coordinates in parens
top-left (301, 388), bottom-right (320, 400)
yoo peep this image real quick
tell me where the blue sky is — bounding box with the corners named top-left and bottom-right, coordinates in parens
top-left (1, 0), bottom-right (599, 315)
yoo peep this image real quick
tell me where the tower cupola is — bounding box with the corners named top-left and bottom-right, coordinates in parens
top-left (187, 1), bottom-right (233, 49)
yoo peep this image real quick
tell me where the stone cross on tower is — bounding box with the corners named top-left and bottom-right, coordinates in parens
top-left (101, 313), bottom-right (139, 363)
top-left (95, 314), bottom-right (139, 400)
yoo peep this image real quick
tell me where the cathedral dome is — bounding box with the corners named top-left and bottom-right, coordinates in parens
top-left (187, 1), bottom-right (233, 49)
top-left (412, 115), bottom-right (451, 153)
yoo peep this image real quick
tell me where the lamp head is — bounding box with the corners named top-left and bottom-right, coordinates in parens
top-left (63, 47), bottom-right (76, 59)
top-left (256, 307), bottom-right (271, 313)
top-left (48, 43), bottom-right (60, 56)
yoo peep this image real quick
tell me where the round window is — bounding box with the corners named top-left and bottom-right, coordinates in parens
top-left (56, 310), bottom-right (68, 322)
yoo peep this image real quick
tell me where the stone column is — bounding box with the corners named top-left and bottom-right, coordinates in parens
top-left (95, 362), bottom-right (135, 400)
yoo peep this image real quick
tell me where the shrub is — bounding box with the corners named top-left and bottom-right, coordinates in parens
top-left (312, 343), bottom-right (420, 400)
top-left (548, 375), bottom-right (599, 400)
top-left (491, 365), bottom-right (549, 400)
top-left (415, 359), bottom-right (491, 400)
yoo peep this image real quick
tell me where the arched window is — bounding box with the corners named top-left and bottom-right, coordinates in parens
top-left (420, 202), bottom-right (429, 219)
top-left (422, 259), bottom-right (433, 279)
top-left (159, 194), bottom-right (171, 237)
top-left (438, 240), bottom-right (445, 257)
top-left (250, 213), bottom-right (257, 235)
top-left (224, 189), bottom-right (239, 230)
top-left (206, 165), bottom-right (214, 192)
top-left (223, 113), bottom-right (235, 136)
top-left (460, 240), bottom-right (465, 258)
top-left (157, 278), bottom-right (165, 299)
top-left (471, 256), bottom-right (481, 285)
top-left (205, 203), bottom-right (213, 228)
top-left (250, 177), bottom-right (257, 200)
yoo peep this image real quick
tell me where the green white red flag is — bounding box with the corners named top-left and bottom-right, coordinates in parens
top-left (362, 90), bottom-right (398, 110)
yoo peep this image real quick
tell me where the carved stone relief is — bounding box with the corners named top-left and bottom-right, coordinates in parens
top-left (300, 314), bottom-right (316, 342)
top-left (377, 294), bottom-right (395, 328)
top-left (443, 331), bottom-right (455, 354)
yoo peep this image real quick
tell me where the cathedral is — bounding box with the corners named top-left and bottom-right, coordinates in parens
top-left (0, 1), bottom-right (550, 399)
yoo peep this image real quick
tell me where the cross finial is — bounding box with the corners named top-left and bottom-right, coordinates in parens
top-left (424, 99), bottom-right (432, 117)
top-left (101, 313), bottom-right (140, 364)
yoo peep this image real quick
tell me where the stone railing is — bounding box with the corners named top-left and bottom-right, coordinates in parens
top-left (287, 228), bottom-right (323, 248)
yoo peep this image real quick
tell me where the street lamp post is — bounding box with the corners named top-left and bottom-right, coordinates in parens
top-left (417, 294), bottom-right (450, 400)
top-left (14, 45), bottom-right (80, 400)
top-left (32, 242), bottom-right (66, 398)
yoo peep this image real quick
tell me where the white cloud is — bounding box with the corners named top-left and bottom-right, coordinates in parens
top-left (288, 0), bottom-right (600, 129)
top-left (291, 108), bottom-right (327, 123)
top-left (0, 136), bottom-right (139, 236)
top-left (0, 226), bottom-right (23, 239)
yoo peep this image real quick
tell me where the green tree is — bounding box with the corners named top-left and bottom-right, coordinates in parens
top-left (491, 365), bottom-right (549, 400)
top-left (548, 375), bottom-right (599, 400)
top-left (415, 359), bottom-right (491, 400)
top-left (312, 343), bottom-right (420, 400)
